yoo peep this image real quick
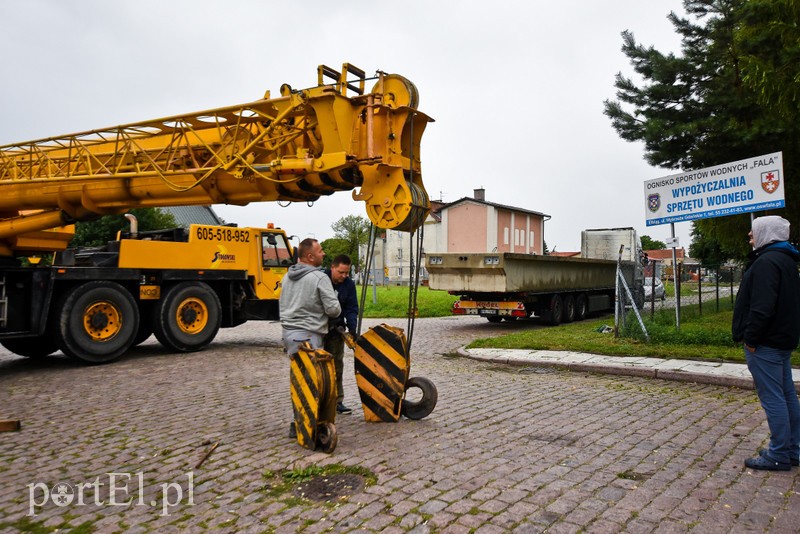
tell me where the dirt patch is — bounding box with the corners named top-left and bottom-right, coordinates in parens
top-left (293, 473), bottom-right (366, 502)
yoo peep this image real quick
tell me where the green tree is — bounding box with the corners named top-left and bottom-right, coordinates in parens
top-left (688, 221), bottom-right (739, 267)
top-left (330, 215), bottom-right (370, 269)
top-left (640, 235), bottom-right (666, 250)
top-left (604, 0), bottom-right (799, 259)
top-left (70, 208), bottom-right (177, 248)
top-left (736, 0), bottom-right (800, 122)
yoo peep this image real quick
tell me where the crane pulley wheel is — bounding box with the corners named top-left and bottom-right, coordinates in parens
top-left (372, 74), bottom-right (419, 109)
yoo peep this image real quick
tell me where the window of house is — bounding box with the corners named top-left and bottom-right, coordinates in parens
top-left (515, 229), bottom-right (524, 246)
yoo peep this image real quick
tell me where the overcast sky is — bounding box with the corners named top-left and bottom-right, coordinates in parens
top-left (0, 0), bottom-right (693, 251)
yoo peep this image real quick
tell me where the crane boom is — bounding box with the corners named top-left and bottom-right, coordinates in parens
top-left (0, 64), bottom-right (432, 256)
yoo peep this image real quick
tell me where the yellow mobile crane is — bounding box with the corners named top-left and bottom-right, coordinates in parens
top-left (0, 64), bottom-right (432, 364)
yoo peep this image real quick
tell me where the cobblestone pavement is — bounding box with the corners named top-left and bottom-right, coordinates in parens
top-left (2, 316), bottom-right (799, 533)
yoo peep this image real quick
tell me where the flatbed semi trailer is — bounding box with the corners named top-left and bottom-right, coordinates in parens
top-left (426, 228), bottom-right (645, 325)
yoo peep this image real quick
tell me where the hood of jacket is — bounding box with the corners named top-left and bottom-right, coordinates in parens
top-left (752, 215), bottom-right (791, 249)
top-left (287, 262), bottom-right (322, 281)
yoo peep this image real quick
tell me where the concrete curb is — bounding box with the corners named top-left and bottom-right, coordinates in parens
top-left (456, 348), bottom-right (761, 391)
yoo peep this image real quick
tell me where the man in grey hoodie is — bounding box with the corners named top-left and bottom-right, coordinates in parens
top-left (279, 238), bottom-right (342, 355)
top-left (733, 215), bottom-right (800, 471)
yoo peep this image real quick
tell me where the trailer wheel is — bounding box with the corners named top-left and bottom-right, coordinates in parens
top-left (401, 376), bottom-right (438, 420)
top-left (562, 295), bottom-right (576, 323)
top-left (575, 294), bottom-right (588, 321)
top-left (542, 295), bottom-right (563, 326)
top-left (1, 337), bottom-right (59, 358)
top-left (154, 282), bottom-right (221, 352)
top-left (57, 282), bottom-right (139, 364)
top-left (316, 422), bottom-right (338, 453)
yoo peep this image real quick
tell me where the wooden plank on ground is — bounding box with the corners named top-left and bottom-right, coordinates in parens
top-left (0, 420), bottom-right (21, 432)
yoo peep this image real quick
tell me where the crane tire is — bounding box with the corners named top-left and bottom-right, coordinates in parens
top-left (132, 302), bottom-right (154, 346)
top-left (1, 337), bottom-right (59, 358)
top-left (316, 422), bottom-right (338, 453)
top-left (401, 376), bottom-right (438, 420)
top-left (57, 281), bottom-right (138, 364)
top-left (133, 321), bottom-right (153, 347)
top-left (154, 282), bottom-right (221, 352)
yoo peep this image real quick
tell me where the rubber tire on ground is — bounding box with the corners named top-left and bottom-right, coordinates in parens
top-left (316, 422), bottom-right (338, 453)
top-left (574, 294), bottom-right (588, 321)
top-left (56, 281), bottom-right (139, 364)
top-left (1, 337), bottom-right (59, 358)
top-left (543, 294), bottom-right (563, 326)
top-left (132, 302), bottom-right (154, 346)
top-left (562, 295), bottom-right (576, 323)
top-left (153, 282), bottom-right (221, 352)
top-left (133, 320), bottom-right (153, 347)
top-left (486, 316), bottom-right (503, 323)
top-left (401, 376), bottom-right (438, 420)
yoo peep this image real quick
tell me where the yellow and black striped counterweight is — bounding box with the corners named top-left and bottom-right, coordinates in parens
top-left (290, 343), bottom-right (338, 452)
top-left (354, 324), bottom-right (412, 422)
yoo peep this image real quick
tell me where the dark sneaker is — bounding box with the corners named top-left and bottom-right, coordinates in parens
top-left (336, 403), bottom-right (353, 414)
top-left (745, 455), bottom-right (791, 471)
top-left (288, 422), bottom-right (297, 439)
top-left (758, 448), bottom-right (799, 466)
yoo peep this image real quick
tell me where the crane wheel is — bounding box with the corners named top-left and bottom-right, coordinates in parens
top-left (133, 321), bottom-right (153, 347)
top-left (56, 282), bottom-right (139, 364)
top-left (132, 302), bottom-right (154, 346)
top-left (1, 337), bottom-right (59, 358)
top-left (316, 422), bottom-right (338, 454)
top-left (153, 282), bottom-right (221, 352)
top-left (372, 74), bottom-right (419, 109)
top-left (401, 376), bottom-right (438, 420)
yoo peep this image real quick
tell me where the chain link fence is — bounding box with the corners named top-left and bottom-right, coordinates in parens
top-left (641, 260), bottom-right (743, 317)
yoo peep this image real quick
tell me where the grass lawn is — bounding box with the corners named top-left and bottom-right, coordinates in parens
top-left (357, 285), bottom-right (799, 366)
top-left (468, 302), bottom-right (800, 366)
top-left (358, 285), bottom-right (458, 318)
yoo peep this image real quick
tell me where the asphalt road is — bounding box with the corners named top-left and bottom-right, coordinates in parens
top-left (2, 316), bottom-right (799, 533)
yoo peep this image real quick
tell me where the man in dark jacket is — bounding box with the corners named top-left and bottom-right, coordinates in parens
top-left (324, 255), bottom-right (359, 414)
top-left (733, 215), bottom-right (800, 471)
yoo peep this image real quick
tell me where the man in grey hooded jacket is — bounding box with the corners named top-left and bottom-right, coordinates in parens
top-left (733, 215), bottom-right (800, 471)
top-left (279, 238), bottom-right (341, 355)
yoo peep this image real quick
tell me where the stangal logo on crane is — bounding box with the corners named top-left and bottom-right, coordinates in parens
top-left (211, 246), bottom-right (236, 267)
